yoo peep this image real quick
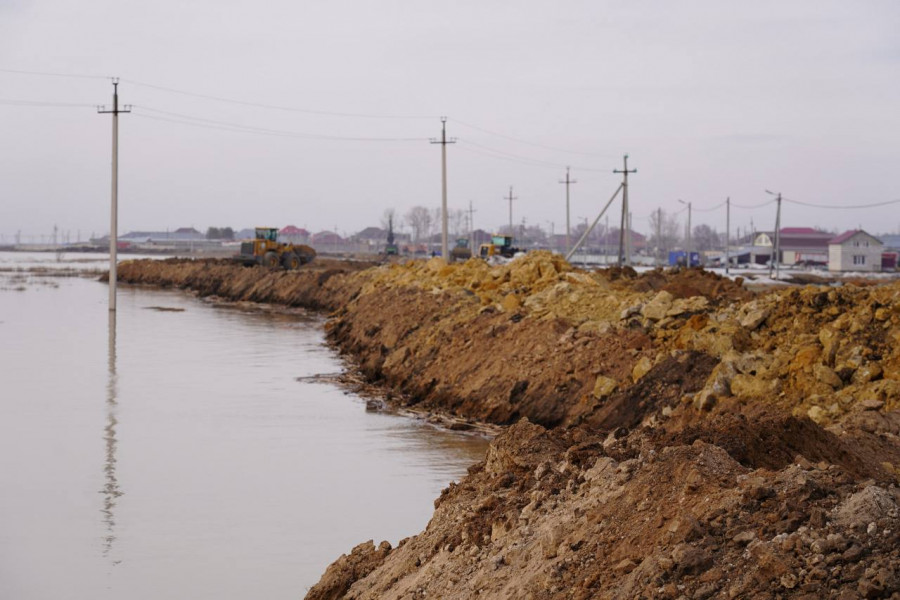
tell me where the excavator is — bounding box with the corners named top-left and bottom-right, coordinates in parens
top-left (235, 227), bottom-right (316, 269)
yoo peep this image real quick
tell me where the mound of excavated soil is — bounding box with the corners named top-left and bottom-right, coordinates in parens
top-left (306, 420), bottom-right (900, 600)
top-left (116, 257), bottom-right (377, 311)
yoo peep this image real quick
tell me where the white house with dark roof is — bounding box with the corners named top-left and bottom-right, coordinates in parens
top-left (828, 230), bottom-right (883, 272)
top-left (751, 227), bottom-right (834, 265)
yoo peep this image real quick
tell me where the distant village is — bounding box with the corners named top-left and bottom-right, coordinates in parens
top-left (4, 217), bottom-right (899, 274)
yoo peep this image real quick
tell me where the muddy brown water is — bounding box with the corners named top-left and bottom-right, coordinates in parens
top-left (0, 253), bottom-right (488, 599)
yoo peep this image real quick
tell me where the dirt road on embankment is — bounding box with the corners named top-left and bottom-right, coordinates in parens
top-left (117, 254), bottom-right (900, 599)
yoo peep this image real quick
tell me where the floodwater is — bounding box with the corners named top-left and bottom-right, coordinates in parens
top-left (0, 253), bottom-right (489, 599)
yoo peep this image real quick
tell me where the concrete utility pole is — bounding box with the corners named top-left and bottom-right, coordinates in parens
top-left (628, 211), bottom-right (633, 260)
top-left (98, 79), bottom-right (130, 312)
top-left (656, 207), bottom-right (662, 267)
top-left (725, 197), bottom-right (731, 275)
top-left (559, 167), bottom-right (576, 255)
top-left (605, 215), bottom-right (609, 264)
top-left (613, 155), bottom-right (637, 266)
top-left (430, 117), bottom-right (456, 259)
top-left (506, 186), bottom-right (517, 237)
top-left (766, 190), bottom-right (782, 279)
top-left (678, 199), bottom-right (692, 267)
top-left (468, 200), bottom-right (476, 256)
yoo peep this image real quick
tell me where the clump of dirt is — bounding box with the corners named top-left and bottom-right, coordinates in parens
top-left (654, 400), bottom-right (889, 480)
top-left (582, 350), bottom-right (718, 431)
top-left (610, 266), bottom-right (752, 303)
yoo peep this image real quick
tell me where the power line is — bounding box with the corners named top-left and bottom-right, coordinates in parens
top-left (731, 199), bottom-right (775, 210)
top-left (783, 197), bottom-right (900, 209)
top-left (458, 139), bottom-right (607, 172)
top-left (456, 141), bottom-right (570, 170)
top-left (1, 68), bottom-right (435, 119)
top-left (691, 199), bottom-right (728, 213)
top-left (0, 69), bottom-right (623, 167)
top-left (452, 118), bottom-right (616, 158)
top-left (121, 78), bottom-right (436, 120)
top-left (131, 107), bottom-right (428, 142)
top-left (0, 98), bottom-right (96, 108)
top-left (0, 67), bottom-right (109, 80)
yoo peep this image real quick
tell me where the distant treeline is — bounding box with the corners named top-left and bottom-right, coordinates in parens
top-left (206, 227), bottom-right (235, 240)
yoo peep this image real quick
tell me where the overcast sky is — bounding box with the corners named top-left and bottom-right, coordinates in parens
top-left (2, 0), bottom-right (899, 241)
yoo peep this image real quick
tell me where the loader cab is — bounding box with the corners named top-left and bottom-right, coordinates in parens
top-left (492, 235), bottom-right (513, 248)
top-left (256, 228), bottom-right (279, 242)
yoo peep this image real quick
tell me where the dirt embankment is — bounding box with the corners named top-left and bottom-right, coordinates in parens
top-left (116, 257), bottom-right (377, 312)
top-left (116, 255), bottom-right (900, 599)
top-left (308, 419), bottom-right (900, 600)
top-left (325, 254), bottom-right (756, 428)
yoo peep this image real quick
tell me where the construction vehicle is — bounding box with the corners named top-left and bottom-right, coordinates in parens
top-left (235, 227), bottom-right (316, 269)
top-left (478, 235), bottom-right (520, 259)
top-left (449, 238), bottom-right (472, 261)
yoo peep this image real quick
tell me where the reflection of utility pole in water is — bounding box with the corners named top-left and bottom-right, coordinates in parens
top-left (101, 311), bottom-right (122, 559)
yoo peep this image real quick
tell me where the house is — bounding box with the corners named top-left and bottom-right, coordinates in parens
top-left (879, 234), bottom-right (900, 253)
top-left (828, 230), bottom-right (883, 272)
top-left (310, 230), bottom-right (343, 247)
top-left (878, 234), bottom-right (900, 271)
top-left (353, 226), bottom-right (387, 243)
top-left (751, 228), bottom-right (833, 265)
top-left (585, 228), bottom-right (646, 254)
top-left (120, 228), bottom-right (206, 244)
top-left (279, 225), bottom-right (310, 244)
top-left (118, 227), bottom-right (215, 250)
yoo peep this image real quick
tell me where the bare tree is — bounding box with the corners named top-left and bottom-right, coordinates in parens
top-left (522, 224), bottom-right (547, 247)
top-left (404, 206), bottom-right (433, 242)
top-left (692, 223), bottom-right (721, 251)
top-left (380, 208), bottom-right (396, 232)
top-left (449, 209), bottom-right (466, 238)
top-left (648, 210), bottom-right (681, 260)
top-left (429, 207), bottom-right (442, 239)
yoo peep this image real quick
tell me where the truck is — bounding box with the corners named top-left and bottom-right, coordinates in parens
top-left (235, 227), bottom-right (316, 269)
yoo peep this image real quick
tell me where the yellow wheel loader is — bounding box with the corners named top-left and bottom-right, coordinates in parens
top-left (478, 235), bottom-right (520, 259)
top-left (235, 228), bottom-right (316, 269)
